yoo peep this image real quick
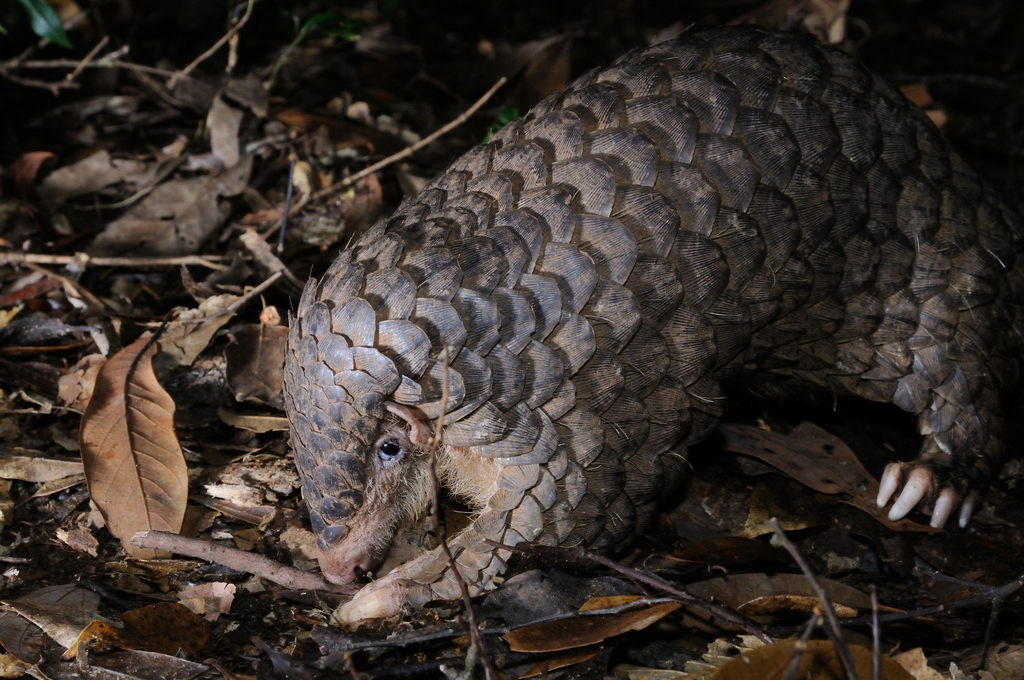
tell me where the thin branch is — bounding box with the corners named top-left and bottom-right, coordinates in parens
top-left (767, 519), bottom-right (858, 680)
top-left (783, 610), bottom-right (822, 680)
top-left (168, 0), bottom-right (255, 88)
top-left (312, 77), bottom-right (508, 202)
top-left (66, 36), bottom-right (109, 81)
top-left (131, 530), bottom-right (349, 593)
top-left (0, 252), bottom-right (229, 270)
top-left (15, 58), bottom-right (177, 78)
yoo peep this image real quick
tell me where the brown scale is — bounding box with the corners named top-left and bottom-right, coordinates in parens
top-left (283, 26), bottom-right (1024, 622)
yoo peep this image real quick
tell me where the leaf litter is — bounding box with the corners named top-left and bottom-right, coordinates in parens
top-left (0, 0), bottom-right (1022, 678)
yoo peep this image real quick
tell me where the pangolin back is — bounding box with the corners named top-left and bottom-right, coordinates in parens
top-left (284, 25), bottom-right (1024, 613)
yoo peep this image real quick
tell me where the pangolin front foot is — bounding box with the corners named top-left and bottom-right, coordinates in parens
top-left (876, 462), bottom-right (981, 528)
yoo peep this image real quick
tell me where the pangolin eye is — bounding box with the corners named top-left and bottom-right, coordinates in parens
top-left (378, 439), bottom-right (403, 461)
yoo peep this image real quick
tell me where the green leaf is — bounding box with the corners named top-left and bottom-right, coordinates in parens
top-left (16, 0), bottom-right (71, 48)
top-left (483, 106), bottom-right (519, 143)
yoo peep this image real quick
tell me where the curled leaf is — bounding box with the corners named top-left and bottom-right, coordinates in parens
top-left (79, 336), bottom-right (188, 558)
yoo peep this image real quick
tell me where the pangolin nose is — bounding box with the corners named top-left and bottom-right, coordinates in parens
top-left (352, 564), bottom-right (370, 580)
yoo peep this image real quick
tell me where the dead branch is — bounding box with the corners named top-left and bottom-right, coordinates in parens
top-left (168, 0), bottom-right (255, 88)
top-left (131, 530), bottom-right (348, 593)
top-left (312, 76), bottom-right (508, 201)
top-left (0, 252), bottom-right (229, 270)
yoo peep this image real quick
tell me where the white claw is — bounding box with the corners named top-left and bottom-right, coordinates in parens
top-left (888, 467), bottom-right (932, 521)
top-left (930, 488), bottom-right (958, 528)
top-left (877, 462), bottom-right (903, 508)
top-left (959, 494), bottom-right (978, 528)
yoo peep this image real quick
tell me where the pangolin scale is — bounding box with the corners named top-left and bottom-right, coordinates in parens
top-left (283, 25), bottom-right (1024, 621)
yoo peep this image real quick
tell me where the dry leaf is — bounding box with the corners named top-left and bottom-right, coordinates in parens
top-left (55, 523), bottom-right (99, 557)
top-left (177, 582), bottom-right (236, 621)
top-left (37, 150), bottom-right (146, 205)
top-left (0, 453), bottom-right (83, 483)
top-left (79, 336), bottom-right (188, 559)
top-left (157, 293), bottom-right (242, 369)
top-left (225, 324), bottom-right (288, 403)
top-left (217, 407), bottom-right (289, 432)
top-left (893, 648), bottom-right (946, 680)
top-left (713, 640), bottom-right (913, 679)
top-left (1, 584), bottom-right (106, 650)
top-left (503, 600), bottom-right (680, 653)
top-left (11, 152), bottom-right (55, 197)
top-left (88, 154), bottom-right (252, 257)
top-left (207, 96), bottom-right (243, 168)
top-left (719, 422), bottom-right (937, 532)
top-left (57, 353), bottom-right (106, 413)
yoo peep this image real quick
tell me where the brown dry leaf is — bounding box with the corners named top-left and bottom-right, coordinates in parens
top-left (37, 150), bottom-right (146, 205)
top-left (157, 293), bottom-right (246, 370)
top-left (274, 109), bottom-right (406, 156)
top-left (520, 651), bottom-right (599, 678)
top-left (207, 96), bottom-right (243, 168)
top-left (503, 600), bottom-right (680, 653)
top-left (57, 353), bottom-right (106, 413)
top-left (225, 324), bottom-right (288, 403)
top-left (984, 644), bottom-right (1024, 680)
top-left (119, 603), bottom-right (209, 656)
top-left (713, 640), bottom-right (913, 680)
top-left (0, 452), bottom-right (83, 483)
top-left (1, 584), bottom-right (108, 650)
top-left (893, 648), bottom-right (946, 680)
top-left (11, 151), bottom-right (55, 197)
top-left (177, 582), bottom-right (235, 622)
top-left (0, 654), bottom-right (32, 678)
top-left (55, 523), bottom-right (99, 557)
top-left (719, 422), bottom-right (937, 532)
top-left (687, 573), bottom-right (876, 613)
top-left (88, 154), bottom-right (252, 257)
top-left (79, 336), bottom-right (188, 559)
top-left (0, 609), bottom-right (45, 664)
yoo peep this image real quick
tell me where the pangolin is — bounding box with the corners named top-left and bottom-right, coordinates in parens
top-left (283, 25), bottom-right (1024, 622)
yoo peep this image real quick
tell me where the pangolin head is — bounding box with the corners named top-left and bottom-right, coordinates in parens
top-left (284, 264), bottom-right (438, 585)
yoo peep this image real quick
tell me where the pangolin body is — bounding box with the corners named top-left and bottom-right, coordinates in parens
top-left (284, 26), bottom-right (1024, 621)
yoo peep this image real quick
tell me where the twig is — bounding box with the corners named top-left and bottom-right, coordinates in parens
top-left (783, 610), bottom-right (822, 680)
top-left (491, 541), bottom-right (773, 644)
top-left (427, 350), bottom-right (497, 680)
top-left (13, 58), bottom-right (177, 79)
top-left (870, 586), bottom-right (880, 680)
top-left (766, 519), bottom-right (858, 680)
top-left (168, 0), bottom-right (255, 88)
top-left (311, 77), bottom-right (508, 201)
top-left (131, 530), bottom-right (348, 592)
top-left (0, 252), bottom-right (228, 270)
top-left (66, 36), bottom-right (109, 81)
top-left (277, 159), bottom-right (297, 253)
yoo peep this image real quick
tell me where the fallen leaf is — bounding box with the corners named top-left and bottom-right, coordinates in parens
top-left (503, 600), bottom-right (680, 653)
top-left (79, 336), bottom-right (188, 559)
top-left (225, 323), bottom-right (288, 403)
top-left (11, 151), bottom-right (55, 197)
top-left (55, 523), bottom-right (99, 557)
top-left (177, 582), bottom-right (235, 621)
top-left (37, 150), bottom-right (146, 205)
top-left (0, 453), bottom-right (83, 482)
top-left (1, 584), bottom-right (107, 650)
top-left (713, 640), bottom-right (913, 679)
top-left (719, 422), bottom-right (937, 532)
top-left (88, 154), bottom-right (252, 257)
top-left (57, 353), bottom-right (106, 413)
top-left (121, 603), bottom-right (209, 656)
top-left (156, 293), bottom-right (242, 370)
top-left (207, 96), bottom-right (244, 168)
top-left (893, 648), bottom-right (946, 680)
